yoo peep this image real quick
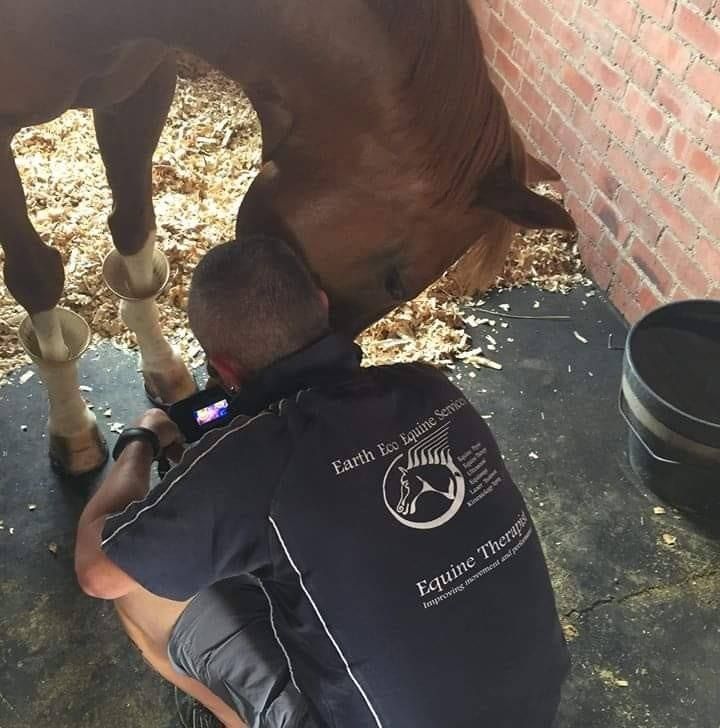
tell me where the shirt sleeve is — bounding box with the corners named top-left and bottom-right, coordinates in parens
top-left (101, 411), bottom-right (288, 601)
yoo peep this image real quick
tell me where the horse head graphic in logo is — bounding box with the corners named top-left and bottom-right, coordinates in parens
top-left (384, 423), bottom-right (466, 529)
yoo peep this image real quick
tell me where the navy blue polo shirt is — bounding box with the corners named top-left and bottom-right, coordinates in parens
top-left (102, 334), bottom-right (569, 728)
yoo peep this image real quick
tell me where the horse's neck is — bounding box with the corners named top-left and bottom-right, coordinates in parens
top-left (364, 0), bottom-right (512, 203)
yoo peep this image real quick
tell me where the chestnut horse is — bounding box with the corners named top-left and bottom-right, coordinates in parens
top-left (0, 0), bottom-right (575, 475)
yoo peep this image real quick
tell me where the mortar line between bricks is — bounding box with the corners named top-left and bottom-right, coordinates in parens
top-left (564, 566), bottom-right (719, 620)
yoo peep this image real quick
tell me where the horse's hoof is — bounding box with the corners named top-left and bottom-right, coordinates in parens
top-left (49, 426), bottom-right (109, 478)
top-left (143, 358), bottom-right (198, 408)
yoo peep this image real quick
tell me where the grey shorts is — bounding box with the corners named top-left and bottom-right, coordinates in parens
top-left (168, 576), bottom-right (315, 728)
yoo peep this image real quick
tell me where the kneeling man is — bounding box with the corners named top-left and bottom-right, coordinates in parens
top-left (76, 236), bottom-right (569, 728)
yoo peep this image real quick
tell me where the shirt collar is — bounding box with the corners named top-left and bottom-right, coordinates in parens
top-left (229, 333), bottom-right (363, 416)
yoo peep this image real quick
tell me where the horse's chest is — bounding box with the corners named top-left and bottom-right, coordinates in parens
top-left (0, 46), bottom-right (80, 126)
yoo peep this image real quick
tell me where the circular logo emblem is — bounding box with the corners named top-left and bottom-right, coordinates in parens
top-left (383, 448), bottom-right (466, 530)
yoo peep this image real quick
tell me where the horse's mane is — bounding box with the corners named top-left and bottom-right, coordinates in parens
top-left (366, 0), bottom-right (513, 207)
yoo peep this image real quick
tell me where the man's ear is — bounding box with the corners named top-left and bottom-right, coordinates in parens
top-left (208, 355), bottom-right (245, 392)
top-left (318, 288), bottom-right (330, 313)
top-left (476, 170), bottom-right (576, 231)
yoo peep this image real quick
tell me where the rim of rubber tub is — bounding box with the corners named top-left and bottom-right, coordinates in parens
top-left (625, 299), bottom-right (720, 433)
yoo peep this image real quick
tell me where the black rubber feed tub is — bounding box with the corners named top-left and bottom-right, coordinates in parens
top-left (620, 299), bottom-right (720, 517)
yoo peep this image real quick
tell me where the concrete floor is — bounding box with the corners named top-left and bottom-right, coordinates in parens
top-left (1, 286), bottom-right (718, 728)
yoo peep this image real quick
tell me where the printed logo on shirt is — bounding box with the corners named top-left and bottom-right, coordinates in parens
top-left (382, 422), bottom-right (466, 530)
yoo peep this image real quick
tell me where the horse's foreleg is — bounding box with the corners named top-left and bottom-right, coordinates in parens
top-left (94, 54), bottom-right (195, 406)
top-left (0, 134), bottom-right (107, 475)
top-left (21, 309), bottom-right (108, 475)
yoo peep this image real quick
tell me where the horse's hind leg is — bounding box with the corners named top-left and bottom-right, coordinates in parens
top-left (94, 54), bottom-right (195, 406)
top-left (0, 132), bottom-right (107, 475)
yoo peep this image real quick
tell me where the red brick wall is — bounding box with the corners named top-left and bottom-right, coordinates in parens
top-left (472, 0), bottom-right (720, 322)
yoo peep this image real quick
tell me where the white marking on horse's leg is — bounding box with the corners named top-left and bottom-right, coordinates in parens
top-left (115, 233), bottom-right (196, 404)
top-left (26, 308), bottom-right (107, 474)
top-left (113, 232), bottom-right (173, 370)
top-left (120, 297), bottom-right (175, 371)
top-left (30, 310), bottom-right (70, 361)
top-left (39, 353), bottom-right (97, 437)
top-left (121, 231), bottom-right (157, 297)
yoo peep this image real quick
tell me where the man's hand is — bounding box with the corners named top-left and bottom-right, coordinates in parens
top-left (134, 408), bottom-right (185, 461)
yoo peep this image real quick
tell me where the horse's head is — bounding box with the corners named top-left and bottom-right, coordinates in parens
top-left (397, 466), bottom-right (452, 516)
top-left (397, 467), bottom-right (431, 516)
top-left (232, 1), bottom-right (577, 334)
top-left (397, 467), bottom-right (413, 516)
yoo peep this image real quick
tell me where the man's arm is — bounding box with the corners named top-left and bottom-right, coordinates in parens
top-left (75, 440), bottom-right (153, 599)
top-left (75, 409), bottom-right (182, 600)
top-left (77, 407), bottom-right (282, 602)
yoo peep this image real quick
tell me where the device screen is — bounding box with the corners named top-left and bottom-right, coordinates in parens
top-left (193, 399), bottom-right (230, 427)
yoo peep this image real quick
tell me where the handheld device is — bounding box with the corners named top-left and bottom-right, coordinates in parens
top-left (168, 387), bottom-right (234, 443)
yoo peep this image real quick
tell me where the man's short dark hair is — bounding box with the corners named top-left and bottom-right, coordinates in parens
top-left (188, 236), bottom-right (329, 374)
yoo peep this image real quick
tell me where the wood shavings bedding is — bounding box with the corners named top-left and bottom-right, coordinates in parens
top-left (0, 61), bottom-right (587, 384)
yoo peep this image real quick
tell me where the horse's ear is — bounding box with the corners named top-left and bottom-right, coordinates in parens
top-left (509, 126), bottom-right (561, 183)
top-left (476, 170), bottom-right (576, 232)
top-left (525, 153), bottom-right (562, 184)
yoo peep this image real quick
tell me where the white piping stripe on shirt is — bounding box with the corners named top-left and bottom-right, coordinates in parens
top-left (258, 579), bottom-right (300, 692)
top-left (104, 494), bottom-right (149, 525)
top-left (268, 516), bottom-right (384, 728)
top-left (101, 412), bottom-right (273, 546)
